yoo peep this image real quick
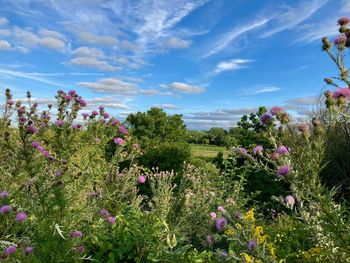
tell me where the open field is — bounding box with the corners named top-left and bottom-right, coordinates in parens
top-left (190, 143), bottom-right (231, 158)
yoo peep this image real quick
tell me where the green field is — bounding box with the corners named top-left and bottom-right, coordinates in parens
top-left (190, 143), bottom-right (230, 158)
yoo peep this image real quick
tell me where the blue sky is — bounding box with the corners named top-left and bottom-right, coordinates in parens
top-left (0, 0), bottom-right (349, 130)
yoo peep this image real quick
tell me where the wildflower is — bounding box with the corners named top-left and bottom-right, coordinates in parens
top-left (26, 125), bottom-right (38, 134)
top-left (233, 211), bottom-right (241, 220)
top-left (98, 106), bottom-right (104, 111)
top-left (334, 34), bottom-right (347, 45)
top-left (31, 141), bottom-right (41, 149)
top-left (91, 110), bottom-right (98, 116)
top-left (64, 95), bottom-right (72, 101)
top-left (82, 112), bottom-right (89, 119)
top-left (277, 165), bottom-right (291, 177)
top-left (255, 226), bottom-right (268, 244)
top-left (101, 209), bottom-right (109, 217)
top-left (132, 143), bottom-right (139, 150)
top-left (225, 198), bottom-right (235, 206)
top-left (77, 245), bottom-right (85, 254)
top-left (270, 152), bottom-right (280, 161)
top-left (253, 145), bottom-right (263, 155)
top-left (6, 99), bottom-right (14, 106)
top-left (19, 116), bottom-right (27, 123)
top-left (103, 112), bottom-right (110, 119)
top-left (24, 246), bottom-right (34, 255)
top-left (15, 212), bottom-right (28, 222)
top-left (5, 246), bottom-right (16, 256)
top-left (247, 240), bottom-right (257, 250)
top-left (298, 123), bottom-right (309, 132)
top-left (138, 175), bottom-right (146, 184)
top-left (224, 227), bottom-right (234, 237)
top-left (206, 235), bottom-right (214, 245)
top-left (244, 208), bottom-right (255, 222)
top-left (95, 137), bottom-right (101, 143)
top-left (17, 107), bottom-right (25, 114)
top-left (285, 195), bottom-right (295, 208)
top-left (70, 231), bottom-right (83, 238)
top-left (260, 113), bottom-right (272, 125)
top-left (0, 205), bottom-right (11, 214)
top-left (0, 191), bottom-right (9, 199)
top-left (332, 87), bottom-right (350, 99)
top-left (218, 206), bottom-right (225, 213)
top-left (114, 137), bottom-right (124, 145)
top-left (241, 253), bottom-right (253, 263)
top-left (338, 17), bottom-right (350, 26)
top-left (214, 216), bottom-right (227, 231)
top-left (235, 223), bottom-right (242, 230)
top-left (119, 125), bottom-right (128, 135)
top-left (276, 145), bottom-right (290, 156)
top-left (55, 119), bottom-right (64, 127)
top-left (71, 124), bottom-right (81, 129)
top-left (210, 212), bottom-right (217, 220)
top-left (55, 170), bottom-right (62, 177)
top-left (68, 90), bottom-right (76, 96)
top-left (267, 243), bottom-right (276, 259)
top-left (76, 97), bottom-right (87, 107)
top-left (220, 250), bottom-right (228, 258)
top-left (270, 106), bottom-right (282, 116)
top-left (108, 216), bottom-right (116, 224)
top-left (240, 148), bottom-right (248, 155)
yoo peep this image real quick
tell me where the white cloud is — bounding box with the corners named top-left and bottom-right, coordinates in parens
top-left (261, 0), bottom-right (329, 38)
top-left (154, 103), bottom-right (181, 109)
top-left (344, 0), bottom-right (350, 12)
top-left (78, 77), bottom-right (138, 95)
top-left (138, 89), bottom-right (159, 95)
top-left (70, 57), bottom-right (120, 72)
top-left (0, 40), bottom-right (11, 50)
top-left (73, 46), bottom-right (105, 58)
top-left (165, 37), bottom-right (191, 49)
top-left (78, 31), bottom-right (118, 46)
top-left (162, 82), bottom-right (205, 94)
top-left (0, 29), bottom-right (11, 36)
top-left (40, 37), bottom-right (65, 49)
top-left (213, 59), bottom-right (252, 74)
top-left (251, 86), bottom-right (280, 94)
top-left (205, 18), bottom-right (270, 57)
top-left (0, 17), bottom-right (9, 26)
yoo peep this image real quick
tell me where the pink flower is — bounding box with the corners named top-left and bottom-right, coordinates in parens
top-left (101, 209), bottom-right (109, 217)
top-left (253, 145), bottom-right (263, 154)
top-left (0, 191), bottom-right (9, 199)
top-left (55, 119), bottom-right (64, 127)
top-left (6, 99), bottom-right (14, 106)
top-left (24, 246), bottom-right (34, 255)
top-left (132, 143), bottom-right (139, 150)
top-left (298, 123), bottom-right (309, 132)
top-left (26, 125), bottom-right (38, 134)
top-left (0, 205), bottom-right (11, 214)
top-left (138, 175), bottom-right (146, 184)
top-left (270, 106), bottom-right (282, 115)
top-left (210, 212), bottom-right (217, 220)
top-left (108, 216), bottom-right (116, 224)
top-left (15, 212), bottom-right (28, 223)
top-left (119, 125), bottom-right (128, 135)
top-left (91, 110), bottom-right (98, 116)
top-left (77, 245), bottom-right (85, 254)
top-left (114, 137), bottom-right (125, 145)
top-left (334, 34), bottom-right (347, 45)
top-left (240, 148), bottom-right (248, 155)
top-left (338, 17), bottom-right (350, 26)
top-left (6, 246), bottom-right (16, 256)
top-left (103, 112), bottom-right (110, 119)
top-left (260, 113), bottom-right (272, 125)
top-left (70, 231), bottom-right (83, 238)
top-left (285, 195), bottom-right (295, 208)
top-left (333, 87), bottom-right (350, 99)
top-left (276, 145), bottom-right (290, 156)
top-left (76, 97), bottom-right (87, 107)
top-left (68, 90), bottom-right (76, 96)
top-left (217, 206), bottom-right (225, 213)
top-left (277, 165), bottom-right (291, 177)
top-left (64, 95), bottom-right (72, 101)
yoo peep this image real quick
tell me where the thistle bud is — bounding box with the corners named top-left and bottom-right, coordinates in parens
top-left (26, 91), bottom-right (31, 99)
top-left (322, 37), bottom-right (332, 50)
top-left (324, 78), bottom-right (333, 85)
top-left (280, 113), bottom-right (290, 124)
top-left (312, 118), bottom-right (321, 127)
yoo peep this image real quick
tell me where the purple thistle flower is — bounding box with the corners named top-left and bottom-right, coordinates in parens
top-left (0, 191), bottom-right (9, 199)
top-left (55, 170), bottom-right (62, 177)
top-left (55, 119), bottom-right (64, 127)
top-left (70, 231), bottom-right (83, 238)
top-left (101, 209), bottom-right (109, 217)
top-left (82, 112), bottom-right (89, 119)
top-left (132, 143), bottom-right (139, 150)
top-left (217, 206), bottom-right (225, 213)
top-left (276, 145), bottom-right (290, 156)
top-left (214, 216), bottom-right (227, 232)
top-left (0, 205), bottom-right (11, 214)
top-left (103, 112), bottom-right (110, 119)
top-left (24, 246), bottom-right (34, 255)
top-left (210, 212), bottom-right (217, 220)
top-left (15, 212), bottom-right (28, 223)
top-left (77, 245), bottom-right (85, 254)
top-left (253, 145), bottom-right (263, 154)
top-left (247, 240), bottom-right (257, 250)
top-left (19, 116), bottom-right (27, 123)
top-left (26, 125), bottom-right (38, 134)
top-left (98, 106), bottom-right (104, 111)
top-left (270, 106), bottom-right (283, 115)
top-left (64, 95), bottom-right (72, 101)
top-left (277, 165), bottom-right (291, 177)
top-left (5, 246), bottom-right (16, 255)
top-left (76, 97), bottom-right (87, 107)
top-left (17, 107), bottom-right (25, 114)
top-left (338, 17), bottom-right (350, 26)
top-left (114, 137), bottom-right (125, 145)
top-left (68, 90), bottom-right (76, 96)
top-left (206, 235), bottom-right (214, 245)
top-left (334, 34), bottom-right (347, 45)
top-left (108, 216), bottom-right (116, 224)
top-left (71, 123), bottom-right (81, 129)
top-left (6, 99), bottom-right (14, 106)
top-left (260, 113), bottom-right (272, 125)
top-left (240, 148), bottom-right (248, 155)
top-left (91, 110), bottom-right (98, 116)
top-left (333, 87), bottom-right (350, 99)
top-left (57, 90), bottom-right (64, 94)
top-left (138, 175), bottom-right (146, 184)
top-left (119, 125), bottom-right (128, 135)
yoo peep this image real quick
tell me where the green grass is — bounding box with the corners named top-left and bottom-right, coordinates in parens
top-left (190, 143), bottom-right (230, 158)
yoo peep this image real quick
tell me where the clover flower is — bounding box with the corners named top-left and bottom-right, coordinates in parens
top-left (277, 165), bottom-right (291, 177)
top-left (114, 137), bottom-right (125, 145)
top-left (15, 212), bottom-right (28, 223)
top-left (138, 175), bottom-right (146, 184)
top-left (285, 195), bottom-right (295, 208)
top-left (214, 216), bottom-right (227, 231)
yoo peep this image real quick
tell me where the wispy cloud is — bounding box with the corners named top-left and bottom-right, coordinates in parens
top-left (154, 103), bottom-right (181, 110)
top-left (204, 18), bottom-right (270, 57)
top-left (161, 82), bottom-right (205, 94)
top-left (261, 0), bottom-right (329, 38)
top-left (213, 59), bottom-right (253, 74)
top-left (78, 78), bottom-right (138, 95)
top-left (251, 86), bottom-right (280, 94)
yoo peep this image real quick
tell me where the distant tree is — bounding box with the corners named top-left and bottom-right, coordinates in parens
top-left (208, 127), bottom-right (227, 146)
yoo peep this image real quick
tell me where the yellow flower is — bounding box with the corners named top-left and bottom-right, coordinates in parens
top-left (224, 227), bottom-right (234, 237)
top-left (244, 208), bottom-right (255, 222)
top-left (255, 226), bottom-right (268, 244)
top-left (235, 223), bottom-right (242, 230)
top-left (267, 243), bottom-right (276, 260)
top-left (241, 253), bottom-right (253, 263)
